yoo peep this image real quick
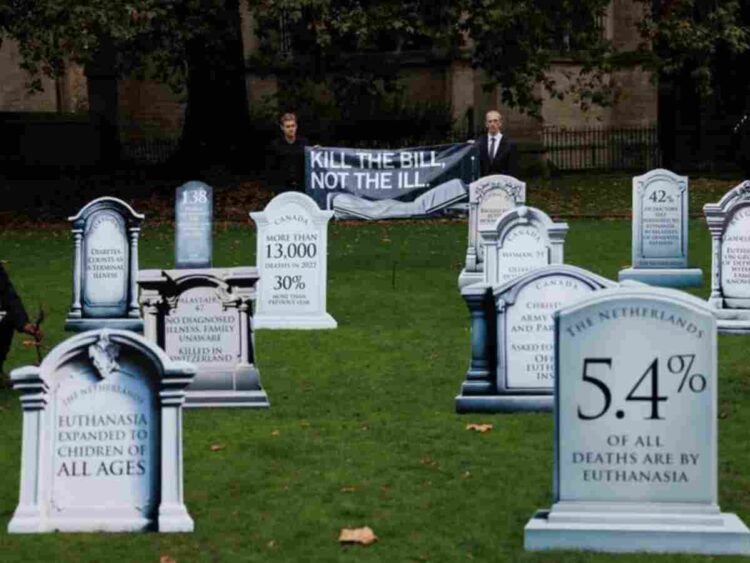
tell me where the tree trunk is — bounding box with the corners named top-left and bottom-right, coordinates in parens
top-left (85, 34), bottom-right (120, 166)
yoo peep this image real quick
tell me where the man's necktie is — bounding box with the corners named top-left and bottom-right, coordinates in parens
top-left (489, 137), bottom-right (496, 160)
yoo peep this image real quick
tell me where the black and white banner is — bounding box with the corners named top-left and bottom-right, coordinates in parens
top-left (305, 143), bottom-right (478, 219)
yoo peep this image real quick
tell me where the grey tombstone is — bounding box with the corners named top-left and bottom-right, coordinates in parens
top-left (8, 329), bottom-right (195, 533)
top-left (250, 192), bottom-right (336, 329)
top-left (456, 265), bottom-right (617, 413)
top-left (480, 206), bottom-right (568, 287)
top-left (619, 169), bottom-right (702, 287)
top-left (139, 267), bottom-right (268, 408)
top-left (175, 181), bottom-right (213, 269)
top-left (457, 206), bottom-right (568, 413)
top-left (65, 197), bottom-right (144, 333)
top-left (704, 180), bottom-right (750, 333)
top-left (525, 285), bottom-right (750, 555)
top-left (458, 174), bottom-right (526, 289)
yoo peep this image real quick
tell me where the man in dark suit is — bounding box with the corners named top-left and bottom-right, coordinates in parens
top-left (474, 110), bottom-right (519, 178)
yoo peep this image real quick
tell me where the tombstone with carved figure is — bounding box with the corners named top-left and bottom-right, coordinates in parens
top-left (8, 329), bottom-right (195, 533)
top-left (458, 174), bottom-right (526, 289)
top-left (64, 197), bottom-right (144, 333)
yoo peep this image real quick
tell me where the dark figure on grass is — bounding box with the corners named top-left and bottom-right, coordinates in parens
top-left (268, 112), bottom-right (308, 194)
top-left (0, 263), bottom-right (41, 379)
top-left (474, 110), bottom-right (519, 178)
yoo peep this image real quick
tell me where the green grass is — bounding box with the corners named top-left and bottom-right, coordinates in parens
top-left (1, 218), bottom-right (749, 562)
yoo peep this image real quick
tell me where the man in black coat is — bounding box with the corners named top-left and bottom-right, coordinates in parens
top-left (267, 112), bottom-right (308, 194)
top-left (0, 263), bottom-right (40, 377)
top-left (474, 110), bottom-right (519, 178)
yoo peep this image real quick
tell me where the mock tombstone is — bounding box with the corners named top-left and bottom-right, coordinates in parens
top-left (64, 197), bottom-right (144, 333)
top-left (457, 206), bottom-right (568, 413)
top-left (138, 267), bottom-right (268, 408)
top-left (458, 174), bottom-right (526, 289)
top-left (525, 285), bottom-right (750, 555)
top-left (481, 205), bottom-right (568, 287)
top-left (250, 191), bottom-right (337, 329)
top-left (704, 180), bottom-right (750, 334)
top-left (619, 169), bottom-right (702, 287)
top-left (7, 329), bottom-right (195, 533)
top-left (456, 265), bottom-right (618, 413)
top-left (175, 181), bottom-right (213, 269)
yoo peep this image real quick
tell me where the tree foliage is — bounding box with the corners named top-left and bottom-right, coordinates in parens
top-left (249, 0), bottom-right (614, 117)
top-left (636, 0), bottom-right (750, 98)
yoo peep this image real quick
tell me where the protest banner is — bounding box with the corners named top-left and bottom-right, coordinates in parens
top-left (305, 143), bottom-right (478, 219)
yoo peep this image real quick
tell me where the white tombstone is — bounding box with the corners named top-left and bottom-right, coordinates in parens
top-left (458, 174), bottom-right (526, 289)
top-left (704, 180), bottom-right (750, 333)
top-left (456, 265), bottom-right (618, 413)
top-left (250, 192), bottom-right (336, 329)
top-left (8, 329), bottom-right (195, 533)
top-left (139, 267), bottom-right (268, 408)
top-left (65, 197), bottom-right (144, 332)
top-left (481, 205), bottom-right (568, 287)
top-left (525, 285), bottom-right (750, 555)
top-left (619, 169), bottom-right (702, 287)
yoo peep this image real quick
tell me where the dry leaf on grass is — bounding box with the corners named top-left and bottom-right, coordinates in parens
top-left (209, 444), bottom-right (226, 452)
top-left (339, 526), bottom-right (377, 546)
top-left (340, 486), bottom-right (357, 493)
top-left (271, 429), bottom-right (280, 436)
top-left (160, 556), bottom-right (177, 563)
top-left (465, 423), bottom-right (493, 433)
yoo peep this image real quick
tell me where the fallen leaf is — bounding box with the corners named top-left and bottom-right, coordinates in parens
top-left (271, 429), bottom-right (280, 436)
top-left (461, 471), bottom-right (471, 479)
top-left (266, 540), bottom-right (276, 548)
top-left (340, 486), bottom-right (357, 493)
top-left (160, 556), bottom-right (176, 563)
top-left (466, 423), bottom-right (493, 433)
top-left (339, 526), bottom-right (377, 546)
top-left (210, 444), bottom-right (226, 452)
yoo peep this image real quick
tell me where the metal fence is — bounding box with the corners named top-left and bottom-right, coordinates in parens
top-left (543, 126), bottom-right (661, 171)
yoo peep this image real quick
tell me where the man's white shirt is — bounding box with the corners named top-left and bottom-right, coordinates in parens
top-left (487, 133), bottom-right (503, 159)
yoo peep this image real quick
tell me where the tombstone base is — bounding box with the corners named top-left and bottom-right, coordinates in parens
top-left (64, 316), bottom-right (143, 333)
top-left (185, 364), bottom-right (269, 408)
top-left (525, 506), bottom-right (750, 555)
top-left (253, 313), bottom-right (337, 330)
top-left (618, 267), bottom-right (703, 288)
top-left (158, 503), bottom-right (195, 533)
top-left (712, 308), bottom-right (750, 334)
top-left (455, 393), bottom-right (552, 413)
top-left (457, 269), bottom-right (482, 290)
top-left (185, 390), bottom-right (270, 408)
top-left (10, 511), bottom-right (153, 533)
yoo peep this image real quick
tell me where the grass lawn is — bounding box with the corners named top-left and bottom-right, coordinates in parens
top-left (1, 215), bottom-right (749, 562)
